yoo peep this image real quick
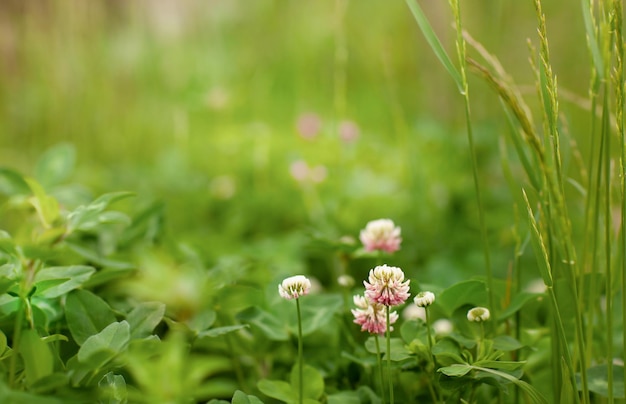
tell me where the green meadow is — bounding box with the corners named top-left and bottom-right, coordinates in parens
top-left (0, 1), bottom-right (623, 403)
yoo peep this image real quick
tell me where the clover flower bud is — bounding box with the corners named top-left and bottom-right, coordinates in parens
top-left (414, 291), bottom-right (435, 308)
top-left (467, 307), bottom-right (490, 322)
top-left (278, 275), bottom-right (312, 300)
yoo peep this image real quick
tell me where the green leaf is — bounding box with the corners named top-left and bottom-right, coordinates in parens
top-left (236, 306), bottom-right (289, 341)
top-left (67, 192), bottom-right (134, 232)
top-left (34, 143), bottom-right (75, 188)
top-left (19, 328), bottom-right (54, 386)
top-left (432, 337), bottom-right (466, 365)
top-left (405, 0), bottom-right (463, 91)
top-left (126, 301), bottom-right (165, 339)
top-left (497, 291), bottom-right (543, 320)
top-left (0, 329), bottom-right (6, 355)
top-left (83, 267), bottom-right (135, 289)
top-left (77, 321), bottom-right (130, 368)
top-left (30, 373), bottom-right (69, 395)
top-left (33, 265), bottom-right (95, 298)
top-left (0, 380), bottom-right (66, 404)
top-left (257, 379), bottom-right (294, 403)
top-left (26, 177), bottom-right (60, 228)
top-left (471, 366), bottom-right (549, 404)
top-left (0, 167), bottom-right (30, 196)
top-left (98, 372), bottom-right (127, 404)
top-left (400, 318), bottom-right (427, 344)
top-left (439, 364), bottom-right (472, 377)
top-left (197, 324), bottom-right (249, 338)
top-left (576, 364), bottom-right (625, 399)
top-left (231, 390), bottom-right (264, 404)
top-left (290, 364), bottom-right (324, 400)
top-left (438, 280), bottom-right (488, 316)
top-left (365, 337), bottom-right (413, 361)
top-left (65, 289), bottom-right (117, 345)
top-left (327, 391), bottom-right (362, 404)
top-left (300, 294), bottom-right (343, 336)
top-left (474, 360), bottom-right (526, 371)
top-left (492, 335), bottom-right (524, 351)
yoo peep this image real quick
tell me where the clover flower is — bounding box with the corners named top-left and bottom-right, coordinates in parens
top-left (467, 306), bottom-right (490, 322)
top-left (337, 275), bottom-right (355, 288)
top-left (279, 275), bottom-right (312, 300)
top-left (364, 264), bottom-right (410, 307)
top-left (296, 113), bottom-right (322, 140)
top-left (414, 291), bottom-right (435, 308)
top-left (359, 219), bottom-right (402, 253)
top-left (352, 295), bottom-right (399, 335)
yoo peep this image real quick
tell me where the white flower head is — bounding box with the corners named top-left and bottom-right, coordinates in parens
top-left (337, 275), bottom-right (355, 288)
top-left (402, 304), bottom-right (426, 321)
top-left (467, 306), bottom-right (490, 322)
top-left (359, 219), bottom-right (402, 253)
top-left (414, 291), bottom-right (435, 308)
top-left (433, 319), bottom-right (453, 335)
top-left (279, 275), bottom-right (311, 300)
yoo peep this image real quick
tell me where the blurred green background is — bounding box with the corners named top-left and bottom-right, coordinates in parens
top-left (0, 1), bottom-right (589, 286)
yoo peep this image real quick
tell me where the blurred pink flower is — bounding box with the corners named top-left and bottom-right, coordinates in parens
top-left (364, 264), bottom-right (410, 307)
top-left (338, 120), bottom-right (360, 142)
top-left (290, 160), bottom-right (310, 182)
top-left (351, 294), bottom-right (398, 335)
top-left (359, 219), bottom-right (402, 253)
top-left (279, 275), bottom-right (312, 300)
top-left (296, 113), bottom-right (322, 140)
top-left (289, 160), bottom-right (327, 184)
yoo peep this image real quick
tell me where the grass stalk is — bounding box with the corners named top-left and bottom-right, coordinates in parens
top-left (610, 0), bottom-right (625, 399)
top-left (613, 0), bottom-right (626, 397)
top-left (448, 0), bottom-right (497, 322)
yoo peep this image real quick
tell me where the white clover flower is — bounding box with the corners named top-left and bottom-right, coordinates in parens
top-left (359, 219), bottom-right (402, 253)
top-left (278, 275), bottom-right (312, 300)
top-left (414, 291), bottom-right (435, 308)
top-left (337, 275), bottom-right (355, 288)
top-left (467, 307), bottom-right (490, 322)
top-left (402, 304), bottom-right (426, 321)
top-left (364, 264), bottom-right (410, 307)
top-left (433, 319), bottom-right (453, 335)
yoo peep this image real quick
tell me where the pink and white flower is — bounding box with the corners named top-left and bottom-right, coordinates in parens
top-left (364, 264), bottom-right (410, 307)
top-left (279, 275), bottom-right (312, 300)
top-left (359, 219), bottom-right (402, 253)
top-left (351, 294), bottom-right (399, 335)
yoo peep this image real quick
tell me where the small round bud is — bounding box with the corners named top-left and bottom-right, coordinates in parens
top-left (414, 291), bottom-right (435, 308)
top-left (467, 307), bottom-right (490, 322)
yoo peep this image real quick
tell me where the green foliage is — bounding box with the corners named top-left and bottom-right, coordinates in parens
top-left (0, 0), bottom-right (624, 402)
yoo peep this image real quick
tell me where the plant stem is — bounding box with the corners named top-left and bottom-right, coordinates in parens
top-left (296, 298), bottom-right (304, 404)
top-left (425, 307), bottom-right (440, 403)
top-left (375, 335), bottom-right (386, 403)
top-left (8, 297), bottom-right (24, 389)
top-left (386, 306), bottom-right (393, 404)
top-left (449, 0), bottom-right (496, 323)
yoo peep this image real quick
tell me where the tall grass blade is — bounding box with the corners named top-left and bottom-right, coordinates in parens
top-left (581, 0), bottom-right (605, 78)
top-left (405, 0), bottom-right (463, 92)
top-left (522, 189), bottom-right (580, 404)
